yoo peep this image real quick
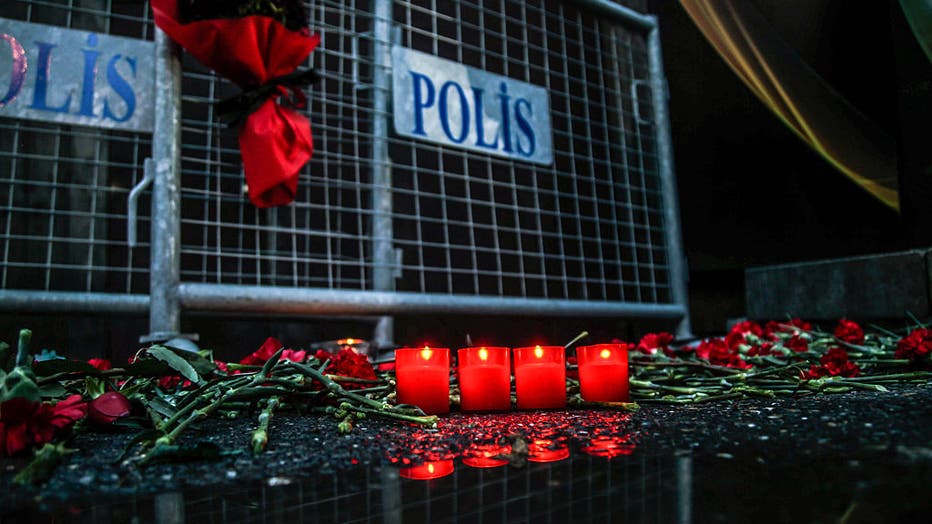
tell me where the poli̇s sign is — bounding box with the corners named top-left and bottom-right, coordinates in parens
top-left (0, 18), bottom-right (154, 132)
top-left (392, 46), bottom-right (552, 165)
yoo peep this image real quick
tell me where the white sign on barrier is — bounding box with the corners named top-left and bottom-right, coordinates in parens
top-left (392, 45), bottom-right (553, 166)
top-left (0, 18), bottom-right (154, 132)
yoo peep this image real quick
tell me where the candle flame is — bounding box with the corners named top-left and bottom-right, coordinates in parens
top-left (478, 347), bottom-right (488, 361)
top-left (600, 348), bottom-right (612, 359)
top-left (340, 338), bottom-right (357, 345)
top-left (427, 463), bottom-right (435, 474)
top-left (420, 347), bottom-right (433, 360)
top-left (534, 345), bottom-right (543, 359)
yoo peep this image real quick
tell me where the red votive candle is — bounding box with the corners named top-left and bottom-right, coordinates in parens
top-left (457, 346), bottom-right (511, 412)
top-left (513, 345), bottom-right (566, 409)
top-left (577, 344), bottom-right (629, 402)
top-left (399, 459), bottom-right (454, 480)
top-left (395, 347), bottom-right (450, 415)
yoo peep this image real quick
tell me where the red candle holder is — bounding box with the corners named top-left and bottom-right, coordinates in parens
top-left (577, 344), bottom-right (629, 402)
top-left (399, 459), bottom-right (454, 480)
top-left (395, 347), bottom-right (450, 415)
top-left (513, 345), bottom-right (566, 410)
top-left (457, 346), bottom-right (511, 412)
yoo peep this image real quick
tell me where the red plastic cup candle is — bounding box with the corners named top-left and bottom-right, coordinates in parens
top-left (577, 344), bottom-right (629, 402)
top-left (457, 346), bottom-right (511, 412)
top-left (513, 345), bottom-right (566, 409)
top-left (395, 347), bottom-right (450, 415)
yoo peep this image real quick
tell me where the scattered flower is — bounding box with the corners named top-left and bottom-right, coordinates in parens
top-left (87, 358), bottom-right (112, 371)
top-left (895, 328), bottom-right (932, 363)
top-left (804, 347), bottom-right (860, 379)
top-left (0, 395), bottom-right (86, 456)
top-left (785, 335), bottom-right (809, 353)
top-left (88, 392), bottom-right (132, 426)
top-left (834, 318), bottom-right (865, 345)
top-left (636, 333), bottom-right (674, 355)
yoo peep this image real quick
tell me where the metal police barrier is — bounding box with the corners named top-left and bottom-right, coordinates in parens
top-left (0, 0), bottom-right (690, 345)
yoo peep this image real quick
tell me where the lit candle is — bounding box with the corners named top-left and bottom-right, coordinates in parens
top-left (513, 345), bottom-right (566, 409)
top-left (399, 459), bottom-right (454, 480)
top-left (395, 346), bottom-right (450, 415)
top-left (457, 346), bottom-right (511, 412)
top-left (576, 344), bottom-right (629, 402)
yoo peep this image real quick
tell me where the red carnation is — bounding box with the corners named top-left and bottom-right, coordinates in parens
top-left (895, 328), bottom-right (932, 362)
top-left (785, 335), bottom-right (809, 353)
top-left (87, 358), bottom-right (112, 371)
top-left (327, 348), bottom-right (377, 381)
top-left (0, 395), bottom-right (87, 456)
top-left (695, 338), bottom-right (752, 369)
top-left (729, 320), bottom-right (763, 337)
top-left (637, 333), bottom-right (674, 355)
top-left (240, 337), bottom-right (284, 365)
top-left (280, 349), bottom-right (307, 363)
top-left (803, 347), bottom-right (860, 379)
top-left (764, 318), bottom-right (812, 338)
top-left (834, 318), bottom-right (865, 345)
top-left (88, 392), bottom-right (132, 426)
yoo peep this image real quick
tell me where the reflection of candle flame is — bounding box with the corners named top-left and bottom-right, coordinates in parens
top-left (420, 347), bottom-right (433, 360)
top-left (478, 347), bottom-right (488, 361)
top-left (534, 345), bottom-right (543, 359)
top-left (398, 459), bottom-right (454, 480)
top-left (600, 348), bottom-right (612, 359)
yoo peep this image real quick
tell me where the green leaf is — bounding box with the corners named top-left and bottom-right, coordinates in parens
top-left (38, 382), bottom-right (66, 398)
top-left (85, 376), bottom-right (106, 399)
top-left (13, 443), bottom-right (73, 485)
top-left (146, 346), bottom-right (202, 385)
top-left (1, 367), bottom-right (40, 402)
top-left (146, 397), bottom-right (178, 418)
top-left (0, 341), bottom-right (12, 371)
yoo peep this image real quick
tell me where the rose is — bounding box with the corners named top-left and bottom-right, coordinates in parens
top-left (895, 328), bottom-right (932, 362)
top-left (88, 392), bottom-right (132, 426)
top-left (833, 318), bottom-right (865, 345)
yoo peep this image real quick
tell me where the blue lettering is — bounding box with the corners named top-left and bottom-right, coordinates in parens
top-left (497, 82), bottom-right (512, 153)
top-left (438, 81), bottom-right (468, 143)
top-left (29, 41), bottom-right (71, 113)
top-left (78, 34), bottom-right (100, 117)
top-left (410, 70), bottom-right (434, 136)
top-left (0, 34), bottom-right (27, 107)
top-left (514, 98), bottom-right (535, 157)
top-left (472, 87), bottom-right (499, 149)
top-left (103, 54), bottom-right (136, 122)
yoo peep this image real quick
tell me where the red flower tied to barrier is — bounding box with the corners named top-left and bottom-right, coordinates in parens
top-left (833, 318), bottom-right (865, 345)
top-left (804, 347), bottom-right (860, 379)
top-left (0, 395), bottom-right (86, 456)
top-left (895, 328), bottom-right (932, 363)
top-left (88, 392), bottom-right (132, 426)
top-left (151, 0), bottom-right (320, 208)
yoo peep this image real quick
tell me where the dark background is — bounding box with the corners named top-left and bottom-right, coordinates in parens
top-left (649, 0), bottom-right (932, 334)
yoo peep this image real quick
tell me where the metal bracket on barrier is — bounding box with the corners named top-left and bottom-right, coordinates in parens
top-left (630, 79), bottom-right (652, 126)
top-left (127, 158), bottom-right (154, 247)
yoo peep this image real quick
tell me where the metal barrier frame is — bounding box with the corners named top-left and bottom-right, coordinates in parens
top-left (0, 0), bottom-right (690, 341)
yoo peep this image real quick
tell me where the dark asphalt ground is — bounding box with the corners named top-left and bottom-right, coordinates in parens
top-left (2, 384), bottom-right (931, 522)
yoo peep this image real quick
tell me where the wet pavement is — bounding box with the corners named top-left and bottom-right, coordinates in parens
top-left (2, 384), bottom-right (931, 522)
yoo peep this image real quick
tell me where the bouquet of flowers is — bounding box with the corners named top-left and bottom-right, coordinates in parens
top-left (151, 0), bottom-right (321, 208)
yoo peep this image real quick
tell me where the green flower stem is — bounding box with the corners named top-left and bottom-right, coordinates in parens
top-left (347, 404), bottom-right (438, 426)
top-left (630, 378), bottom-right (708, 395)
top-left (326, 374), bottom-right (383, 385)
top-left (15, 328), bottom-right (32, 368)
top-left (631, 360), bottom-right (745, 374)
top-left (251, 396), bottom-right (280, 454)
top-left (287, 362), bottom-right (384, 411)
top-left (831, 372), bottom-right (932, 382)
top-left (637, 392), bottom-right (743, 404)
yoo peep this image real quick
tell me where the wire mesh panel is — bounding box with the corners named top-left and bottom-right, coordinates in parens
top-left (178, 0), bottom-right (675, 310)
top-left (0, 0), bottom-right (153, 296)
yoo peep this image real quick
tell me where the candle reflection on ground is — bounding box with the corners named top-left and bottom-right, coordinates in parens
top-left (398, 460), bottom-right (455, 480)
